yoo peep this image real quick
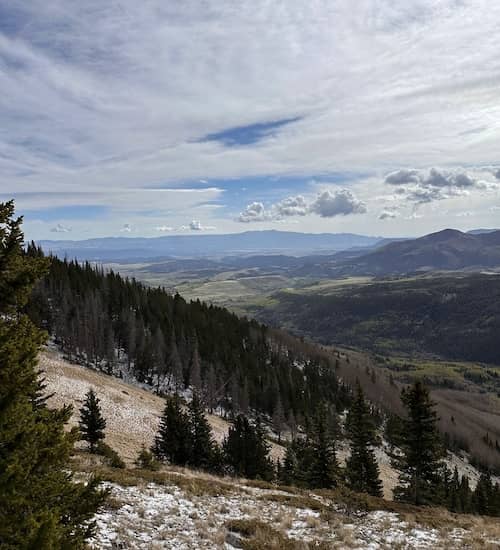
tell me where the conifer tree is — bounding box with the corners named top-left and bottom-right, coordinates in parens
top-left (0, 200), bottom-right (107, 548)
top-left (307, 403), bottom-right (339, 489)
top-left (188, 392), bottom-right (215, 470)
top-left (190, 338), bottom-right (202, 391)
top-left (154, 394), bottom-right (192, 465)
top-left (345, 382), bottom-right (383, 497)
top-left (254, 417), bottom-right (274, 481)
top-left (448, 466), bottom-right (462, 513)
top-left (79, 388), bottom-right (107, 452)
top-left (135, 444), bottom-right (160, 471)
top-left (223, 414), bottom-right (273, 480)
top-left (393, 381), bottom-right (445, 505)
top-left (272, 393), bottom-right (285, 443)
top-left (458, 474), bottom-right (471, 514)
top-left (279, 444), bottom-right (298, 486)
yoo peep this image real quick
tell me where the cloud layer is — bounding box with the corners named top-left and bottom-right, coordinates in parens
top-left (2, 1), bottom-right (500, 237)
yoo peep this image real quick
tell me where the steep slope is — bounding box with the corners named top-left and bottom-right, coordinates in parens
top-left (40, 349), bottom-right (283, 464)
top-left (44, 352), bottom-right (500, 548)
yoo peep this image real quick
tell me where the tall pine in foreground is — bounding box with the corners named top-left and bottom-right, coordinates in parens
top-left (153, 394), bottom-right (192, 465)
top-left (79, 388), bottom-right (107, 452)
top-left (307, 403), bottom-right (339, 489)
top-left (345, 382), bottom-right (383, 497)
top-left (223, 415), bottom-right (274, 481)
top-left (188, 392), bottom-right (217, 470)
top-left (393, 381), bottom-right (444, 505)
top-left (0, 200), bottom-right (107, 548)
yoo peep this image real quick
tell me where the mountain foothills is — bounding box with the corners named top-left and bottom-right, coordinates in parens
top-left (328, 229), bottom-right (500, 276)
top-left (258, 274), bottom-right (500, 364)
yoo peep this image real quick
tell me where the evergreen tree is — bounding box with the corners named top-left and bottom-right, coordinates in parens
top-left (189, 338), bottom-right (202, 391)
top-left (154, 395), bottom-right (192, 465)
top-left (393, 381), bottom-right (445, 506)
top-left (307, 403), bottom-right (339, 489)
top-left (223, 415), bottom-right (273, 480)
top-left (254, 417), bottom-right (274, 481)
top-left (472, 471), bottom-right (497, 516)
top-left (272, 393), bottom-right (285, 444)
top-left (188, 392), bottom-right (216, 470)
top-left (279, 444), bottom-right (298, 486)
top-left (448, 466), bottom-right (462, 513)
top-left (345, 382), bottom-right (383, 497)
top-left (135, 444), bottom-right (160, 471)
top-left (79, 388), bottom-right (107, 453)
top-left (459, 474), bottom-right (472, 514)
top-left (0, 201), bottom-right (107, 548)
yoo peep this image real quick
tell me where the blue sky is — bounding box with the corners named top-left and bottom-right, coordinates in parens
top-left (1, 1), bottom-right (500, 239)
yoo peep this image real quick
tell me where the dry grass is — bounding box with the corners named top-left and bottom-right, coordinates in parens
top-left (225, 519), bottom-right (307, 550)
top-left (40, 350), bottom-right (285, 464)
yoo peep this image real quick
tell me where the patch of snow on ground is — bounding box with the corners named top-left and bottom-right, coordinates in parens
top-left (88, 481), bottom-right (491, 549)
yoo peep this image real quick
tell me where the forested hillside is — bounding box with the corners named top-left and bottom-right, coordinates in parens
top-left (257, 274), bottom-right (500, 365)
top-left (26, 246), bottom-right (350, 424)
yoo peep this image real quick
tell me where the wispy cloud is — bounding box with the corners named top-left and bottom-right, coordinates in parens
top-left (2, 1), bottom-right (500, 237)
top-left (50, 223), bottom-right (72, 233)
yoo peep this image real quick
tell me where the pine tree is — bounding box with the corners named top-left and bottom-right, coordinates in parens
top-left (448, 466), bottom-right (462, 513)
top-left (154, 394), bottom-right (192, 465)
top-left (459, 474), bottom-right (472, 514)
top-left (393, 381), bottom-right (445, 506)
top-left (272, 393), bottom-right (285, 444)
top-left (188, 392), bottom-right (216, 470)
top-left (345, 382), bottom-right (383, 497)
top-left (279, 445), bottom-right (297, 486)
top-left (135, 444), bottom-right (160, 471)
top-left (223, 414), bottom-right (273, 480)
top-left (79, 388), bottom-right (107, 453)
top-left (254, 417), bottom-right (274, 481)
top-left (307, 403), bottom-right (339, 489)
top-left (190, 338), bottom-right (202, 391)
top-left (0, 200), bottom-right (107, 548)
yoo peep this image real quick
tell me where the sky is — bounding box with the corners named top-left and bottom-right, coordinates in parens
top-left (1, 0), bottom-right (500, 240)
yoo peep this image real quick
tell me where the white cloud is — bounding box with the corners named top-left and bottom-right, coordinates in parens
top-left (238, 202), bottom-right (269, 223)
top-left (155, 225), bottom-right (174, 232)
top-left (180, 220), bottom-right (216, 231)
top-left (120, 224), bottom-right (133, 233)
top-left (238, 189), bottom-right (365, 222)
top-left (309, 189), bottom-right (366, 217)
top-left (383, 167), bottom-right (495, 205)
top-left (274, 195), bottom-right (309, 217)
top-left (378, 209), bottom-right (398, 220)
top-left (50, 223), bottom-right (72, 233)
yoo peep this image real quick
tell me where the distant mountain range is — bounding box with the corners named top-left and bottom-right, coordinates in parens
top-left (336, 228), bottom-right (500, 275)
top-left (39, 230), bottom-right (383, 261)
top-left (39, 228), bottom-right (500, 276)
